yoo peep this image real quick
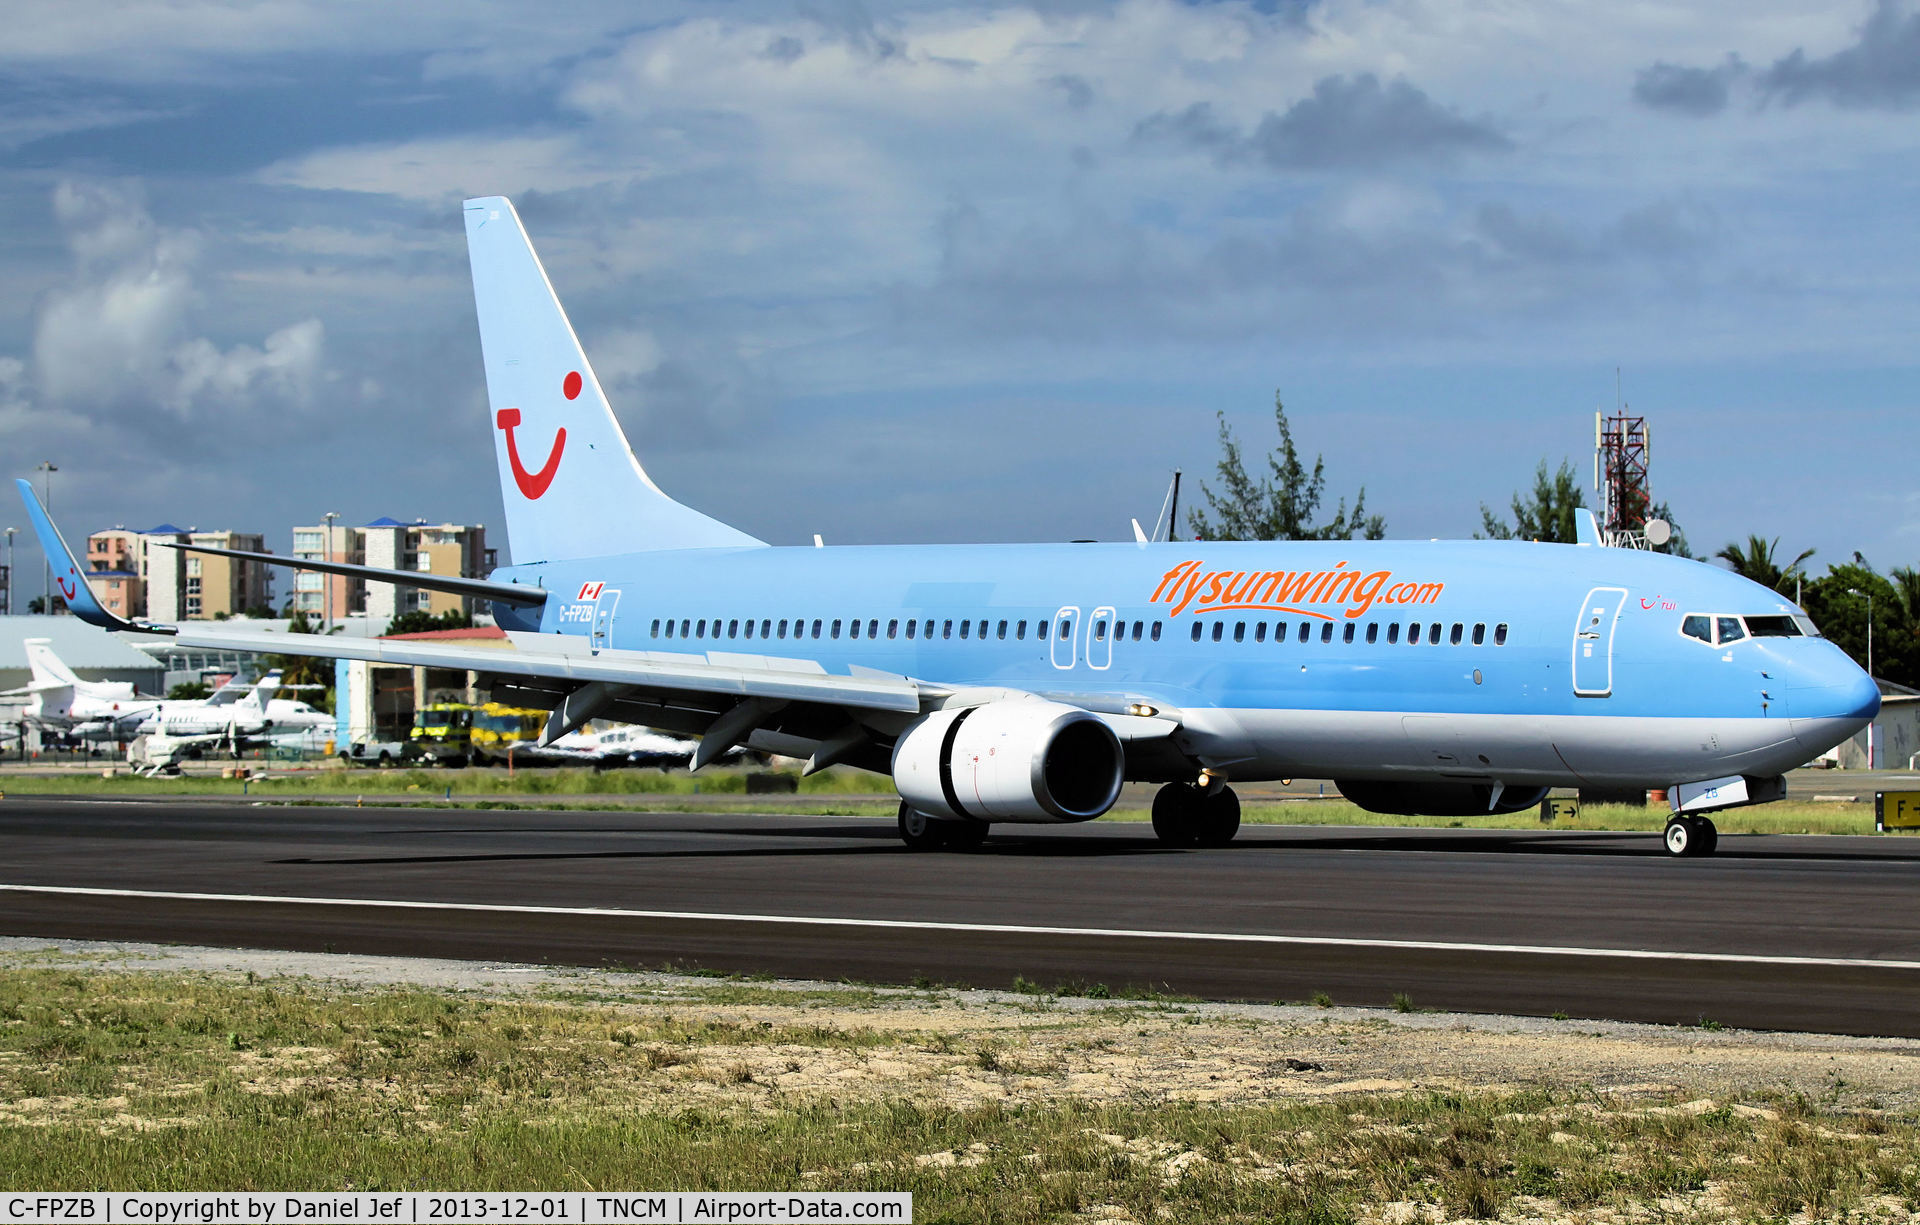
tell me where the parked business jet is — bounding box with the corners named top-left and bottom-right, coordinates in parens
top-left (21, 197), bottom-right (1879, 856)
top-left (8, 639), bottom-right (159, 733)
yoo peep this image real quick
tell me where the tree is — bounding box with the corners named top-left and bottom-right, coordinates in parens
top-left (1715, 535), bottom-right (1814, 598)
top-left (383, 609), bottom-right (474, 637)
top-left (1478, 460), bottom-right (1587, 544)
top-left (1187, 394), bottom-right (1385, 541)
top-left (168, 681), bottom-right (211, 701)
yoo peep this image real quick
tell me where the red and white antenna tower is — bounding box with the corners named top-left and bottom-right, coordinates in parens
top-left (1593, 377), bottom-right (1671, 549)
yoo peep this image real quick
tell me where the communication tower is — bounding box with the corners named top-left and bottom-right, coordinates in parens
top-left (1594, 410), bottom-right (1668, 549)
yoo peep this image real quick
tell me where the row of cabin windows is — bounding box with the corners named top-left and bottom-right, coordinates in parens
top-left (645, 614), bottom-right (1508, 648)
top-left (1192, 619), bottom-right (1509, 646)
top-left (647, 616), bottom-right (1157, 642)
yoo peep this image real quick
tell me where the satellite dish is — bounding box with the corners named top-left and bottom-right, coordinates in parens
top-left (1644, 518), bottom-right (1673, 547)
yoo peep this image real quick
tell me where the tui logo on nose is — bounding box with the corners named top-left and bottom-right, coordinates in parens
top-left (496, 371), bottom-right (581, 500)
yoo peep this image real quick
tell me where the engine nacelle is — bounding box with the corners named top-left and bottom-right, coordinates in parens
top-left (892, 698), bottom-right (1125, 823)
top-left (1336, 780), bottom-right (1550, 817)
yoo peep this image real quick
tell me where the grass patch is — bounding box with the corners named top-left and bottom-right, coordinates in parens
top-left (0, 765), bottom-right (899, 799)
top-left (5, 968), bottom-right (1919, 1220)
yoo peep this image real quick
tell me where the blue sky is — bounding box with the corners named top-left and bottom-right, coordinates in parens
top-left (1, 0), bottom-right (1916, 589)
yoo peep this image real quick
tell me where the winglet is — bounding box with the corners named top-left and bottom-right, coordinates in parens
top-left (1574, 508), bottom-right (1602, 547)
top-left (15, 478), bottom-right (168, 634)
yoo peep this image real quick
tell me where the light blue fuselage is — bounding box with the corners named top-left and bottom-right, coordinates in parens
top-left (493, 537), bottom-right (1879, 789)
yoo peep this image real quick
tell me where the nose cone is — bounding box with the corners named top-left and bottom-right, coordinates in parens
top-left (1789, 647), bottom-right (1880, 755)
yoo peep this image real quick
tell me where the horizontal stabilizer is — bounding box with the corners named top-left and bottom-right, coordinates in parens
top-left (153, 541), bottom-right (549, 608)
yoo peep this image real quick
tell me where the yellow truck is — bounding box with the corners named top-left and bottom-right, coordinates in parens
top-left (409, 701), bottom-right (546, 766)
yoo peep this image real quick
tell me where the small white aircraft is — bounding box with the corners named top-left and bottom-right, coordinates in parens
top-left (8, 639), bottom-right (160, 734)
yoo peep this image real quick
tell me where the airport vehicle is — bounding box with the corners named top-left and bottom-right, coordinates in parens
top-left (21, 196), bottom-right (1880, 856)
top-left (8, 639), bottom-right (160, 734)
top-left (408, 700), bottom-right (545, 765)
top-left (340, 737), bottom-right (413, 767)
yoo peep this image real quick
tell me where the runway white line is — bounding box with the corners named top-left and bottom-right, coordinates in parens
top-left (3, 882), bottom-right (1917, 971)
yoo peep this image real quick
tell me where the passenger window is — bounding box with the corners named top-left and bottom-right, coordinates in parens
top-left (1233, 621), bottom-right (1245, 643)
top-left (1387, 623), bottom-right (1400, 644)
top-left (744, 620), bottom-right (755, 639)
top-left (1274, 620), bottom-right (1287, 641)
top-left (776, 619), bottom-right (787, 639)
top-left (1151, 621), bottom-right (1162, 641)
top-left (923, 620), bottom-right (934, 639)
top-left (696, 619), bottom-right (707, 638)
top-left (1472, 623), bottom-right (1485, 645)
top-left (1037, 620), bottom-right (1047, 640)
top-left (850, 619), bottom-right (861, 639)
top-left (831, 619), bottom-right (842, 639)
top-left (1681, 614), bottom-right (1711, 644)
top-left (1298, 622), bottom-right (1310, 644)
top-left (681, 619), bottom-right (691, 637)
top-left (1254, 622), bottom-right (1266, 643)
top-left (1366, 623), bottom-right (1378, 644)
top-left (905, 619), bottom-right (916, 640)
top-left (1321, 622), bottom-right (1332, 643)
top-left (1343, 623), bottom-right (1355, 644)
top-left (728, 619), bottom-right (739, 638)
top-left (1016, 620), bottom-right (1026, 639)
top-left (811, 619), bottom-right (822, 638)
top-left (761, 619), bottom-right (771, 638)
top-left (868, 619), bottom-right (879, 639)
top-left (997, 620), bottom-right (1007, 639)
top-left (943, 620), bottom-right (953, 639)
top-left (888, 619), bottom-right (899, 639)
top-left (1716, 616), bottom-right (1746, 645)
top-left (651, 619), bottom-right (661, 638)
top-left (1191, 622), bottom-right (1203, 642)
top-left (665, 620), bottom-right (675, 639)
top-left (959, 620), bottom-right (969, 639)
top-left (1495, 623), bottom-right (1508, 645)
top-left (1059, 617), bottom-right (1073, 639)
top-left (1409, 623), bottom-right (1422, 644)
top-left (1132, 621), bottom-right (1143, 641)
top-left (1450, 623), bottom-right (1463, 645)
top-left (1212, 621), bottom-right (1224, 642)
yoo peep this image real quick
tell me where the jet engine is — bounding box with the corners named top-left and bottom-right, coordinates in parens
top-left (892, 698), bottom-right (1124, 823)
top-left (1336, 780), bottom-right (1550, 817)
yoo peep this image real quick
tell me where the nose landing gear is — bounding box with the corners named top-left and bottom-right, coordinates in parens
top-left (1663, 815), bottom-right (1719, 857)
top-left (1151, 782), bottom-right (1242, 847)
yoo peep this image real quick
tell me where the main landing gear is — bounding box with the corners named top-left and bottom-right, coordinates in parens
top-left (1151, 782), bottom-right (1241, 848)
top-left (898, 802), bottom-right (990, 851)
top-left (1663, 814), bottom-right (1719, 858)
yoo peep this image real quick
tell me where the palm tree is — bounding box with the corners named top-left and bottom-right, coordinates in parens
top-left (1715, 535), bottom-right (1814, 598)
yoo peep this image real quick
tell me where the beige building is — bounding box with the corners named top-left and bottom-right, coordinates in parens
top-left (86, 524), bottom-right (273, 620)
top-left (291, 517), bottom-right (493, 626)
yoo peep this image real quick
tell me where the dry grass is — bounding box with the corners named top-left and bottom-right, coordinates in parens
top-left (4, 967), bottom-right (1920, 1220)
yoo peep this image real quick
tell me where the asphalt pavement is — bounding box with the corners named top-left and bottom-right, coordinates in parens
top-left (3, 798), bottom-right (1919, 1036)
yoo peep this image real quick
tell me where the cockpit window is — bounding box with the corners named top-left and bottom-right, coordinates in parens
top-left (1715, 616), bottom-right (1747, 645)
top-left (1681, 614), bottom-right (1712, 644)
top-left (1745, 615), bottom-right (1804, 638)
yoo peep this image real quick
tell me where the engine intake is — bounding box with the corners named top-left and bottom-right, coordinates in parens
top-left (1336, 780), bottom-right (1550, 817)
top-left (893, 698), bottom-right (1125, 823)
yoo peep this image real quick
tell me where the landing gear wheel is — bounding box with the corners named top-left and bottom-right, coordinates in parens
top-left (1196, 787), bottom-right (1241, 847)
top-left (1664, 815), bottom-right (1718, 857)
top-left (898, 803), bottom-right (949, 851)
top-left (944, 821), bottom-right (990, 850)
top-left (1152, 783), bottom-right (1204, 846)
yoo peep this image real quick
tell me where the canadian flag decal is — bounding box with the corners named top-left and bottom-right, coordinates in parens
top-left (577, 581), bottom-right (605, 600)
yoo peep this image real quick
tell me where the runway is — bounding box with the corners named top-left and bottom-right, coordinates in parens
top-left (3, 798), bottom-right (1920, 1036)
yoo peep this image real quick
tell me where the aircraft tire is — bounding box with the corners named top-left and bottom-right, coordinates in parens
top-left (1151, 783), bottom-right (1205, 847)
top-left (1663, 816), bottom-right (1716, 858)
top-left (898, 803), bottom-right (950, 851)
top-left (1195, 787), bottom-right (1241, 848)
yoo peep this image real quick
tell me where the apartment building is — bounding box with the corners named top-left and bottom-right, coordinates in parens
top-left (291, 517), bottom-right (493, 624)
top-left (86, 525), bottom-right (273, 620)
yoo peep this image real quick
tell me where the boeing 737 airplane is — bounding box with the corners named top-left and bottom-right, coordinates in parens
top-left (19, 196), bottom-right (1880, 857)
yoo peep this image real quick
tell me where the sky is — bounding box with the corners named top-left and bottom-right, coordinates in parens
top-left (0, 0), bottom-right (1917, 594)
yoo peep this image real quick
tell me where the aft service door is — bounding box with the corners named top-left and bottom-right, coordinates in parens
top-left (1050, 606), bottom-right (1080, 670)
top-left (1086, 606), bottom-right (1116, 670)
top-left (591, 588), bottom-right (621, 655)
top-left (1571, 586), bottom-right (1627, 697)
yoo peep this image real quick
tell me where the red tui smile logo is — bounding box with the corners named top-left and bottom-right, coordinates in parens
top-left (496, 371), bottom-right (581, 500)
